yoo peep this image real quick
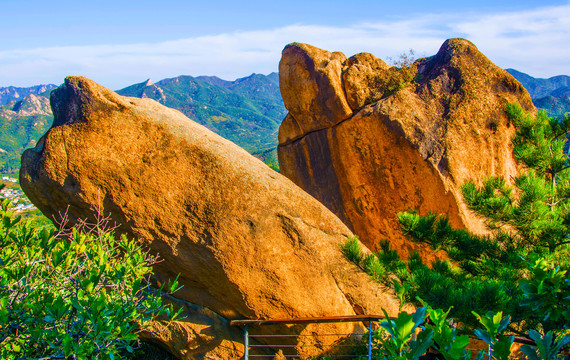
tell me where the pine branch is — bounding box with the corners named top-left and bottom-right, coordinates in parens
top-left (546, 197), bottom-right (570, 207)
top-left (554, 239), bottom-right (570, 248)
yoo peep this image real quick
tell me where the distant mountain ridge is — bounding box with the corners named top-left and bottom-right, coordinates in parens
top-left (0, 84), bottom-right (57, 106)
top-left (1, 94), bottom-right (51, 119)
top-left (506, 69), bottom-right (570, 98)
top-left (507, 69), bottom-right (570, 117)
top-left (0, 94), bottom-right (53, 172)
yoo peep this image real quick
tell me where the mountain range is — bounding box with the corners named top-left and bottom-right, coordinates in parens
top-left (0, 84), bottom-right (57, 105)
top-left (116, 73), bottom-right (284, 162)
top-left (506, 69), bottom-right (570, 117)
top-left (1, 69), bottom-right (569, 174)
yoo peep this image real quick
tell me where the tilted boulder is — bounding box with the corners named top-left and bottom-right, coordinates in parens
top-left (278, 39), bottom-right (535, 260)
top-left (20, 76), bottom-right (402, 359)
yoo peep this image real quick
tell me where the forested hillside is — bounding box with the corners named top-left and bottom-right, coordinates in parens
top-left (117, 73), bottom-right (284, 154)
top-left (507, 68), bottom-right (570, 117)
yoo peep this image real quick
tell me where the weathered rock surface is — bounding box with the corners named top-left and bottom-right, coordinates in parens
top-left (342, 52), bottom-right (391, 110)
top-left (278, 43), bottom-right (353, 145)
top-left (278, 39), bottom-right (535, 260)
top-left (20, 76), bottom-right (402, 359)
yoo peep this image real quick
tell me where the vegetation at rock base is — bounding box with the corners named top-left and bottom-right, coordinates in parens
top-left (0, 190), bottom-right (182, 359)
top-left (342, 103), bottom-right (570, 357)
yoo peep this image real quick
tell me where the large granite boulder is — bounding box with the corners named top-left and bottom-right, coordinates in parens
top-left (20, 77), bottom-right (401, 359)
top-left (278, 43), bottom-right (353, 144)
top-left (278, 39), bottom-right (535, 260)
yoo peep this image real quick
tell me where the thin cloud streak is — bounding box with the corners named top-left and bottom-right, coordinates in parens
top-left (1, 4), bottom-right (569, 89)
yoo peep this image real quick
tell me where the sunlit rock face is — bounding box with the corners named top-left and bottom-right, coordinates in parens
top-left (278, 39), bottom-right (534, 261)
top-left (20, 76), bottom-right (402, 359)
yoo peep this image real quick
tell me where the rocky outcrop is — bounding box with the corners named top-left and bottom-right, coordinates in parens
top-left (20, 76), bottom-right (402, 359)
top-left (278, 43), bottom-right (353, 145)
top-left (278, 39), bottom-right (535, 260)
top-left (0, 94), bottom-right (52, 119)
top-left (0, 84), bottom-right (56, 106)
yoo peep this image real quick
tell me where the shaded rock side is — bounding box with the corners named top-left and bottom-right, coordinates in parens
top-left (20, 76), bottom-right (402, 358)
top-left (278, 39), bottom-right (535, 259)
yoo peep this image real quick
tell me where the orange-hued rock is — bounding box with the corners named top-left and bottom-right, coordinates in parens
top-left (278, 43), bottom-right (352, 144)
top-left (20, 76), bottom-right (402, 359)
top-left (278, 39), bottom-right (534, 260)
top-left (342, 52), bottom-right (391, 111)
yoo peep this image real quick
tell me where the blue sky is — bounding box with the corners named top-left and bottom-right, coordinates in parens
top-left (1, 0), bottom-right (569, 89)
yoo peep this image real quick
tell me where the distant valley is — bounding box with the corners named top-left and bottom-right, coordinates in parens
top-left (1, 69), bottom-right (569, 174)
top-left (0, 94), bottom-right (53, 172)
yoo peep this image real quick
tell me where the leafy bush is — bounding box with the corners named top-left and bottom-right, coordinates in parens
top-left (352, 306), bottom-right (569, 360)
top-left (354, 307), bottom-right (520, 360)
top-left (0, 199), bottom-right (181, 359)
top-left (520, 258), bottom-right (570, 333)
top-left (372, 307), bottom-right (434, 360)
top-left (426, 306), bottom-right (472, 360)
top-left (472, 311), bottom-right (514, 360)
top-left (521, 330), bottom-right (570, 360)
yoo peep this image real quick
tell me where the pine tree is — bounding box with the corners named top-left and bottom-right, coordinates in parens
top-left (397, 103), bottom-right (570, 332)
top-left (344, 103), bottom-right (570, 333)
top-left (462, 103), bottom-right (570, 253)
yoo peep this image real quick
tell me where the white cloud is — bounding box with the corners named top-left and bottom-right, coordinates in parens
top-left (1, 4), bottom-right (569, 89)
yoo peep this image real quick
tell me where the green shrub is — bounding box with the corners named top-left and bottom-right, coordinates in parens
top-left (0, 199), bottom-right (181, 359)
top-left (361, 254), bottom-right (387, 282)
top-left (384, 50), bottom-right (418, 95)
top-left (378, 307), bottom-right (433, 360)
top-left (341, 235), bottom-right (364, 264)
top-left (521, 330), bottom-right (570, 360)
top-left (519, 257), bottom-right (570, 333)
top-left (472, 311), bottom-right (514, 360)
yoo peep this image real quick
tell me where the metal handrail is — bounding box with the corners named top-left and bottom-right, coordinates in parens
top-left (230, 315), bottom-right (536, 360)
top-left (230, 314), bottom-right (392, 326)
top-left (230, 315), bottom-right (392, 360)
